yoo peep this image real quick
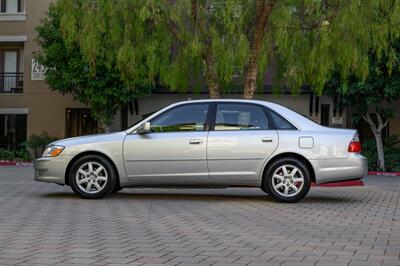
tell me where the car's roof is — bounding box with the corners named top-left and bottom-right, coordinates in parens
top-left (173, 99), bottom-right (269, 105)
top-left (169, 99), bottom-right (282, 110)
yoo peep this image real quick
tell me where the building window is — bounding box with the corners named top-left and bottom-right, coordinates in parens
top-left (0, 49), bottom-right (24, 93)
top-left (65, 109), bottom-right (98, 138)
top-left (0, 114), bottom-right (27, 149)
top-left (0, 0), bottom-right (24, 13)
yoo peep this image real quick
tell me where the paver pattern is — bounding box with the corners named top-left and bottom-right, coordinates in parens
top-left (0, 166), bottom-right (399, 266)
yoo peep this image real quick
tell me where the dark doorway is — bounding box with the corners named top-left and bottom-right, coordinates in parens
top-left (65, 109), bottom-right (98, 138)
top-left (0, 113), bottom-right (27, 149)
top-left (321, 104), bottom-right (330, 126)
top-left (121, 104), bottom-right (128, 130)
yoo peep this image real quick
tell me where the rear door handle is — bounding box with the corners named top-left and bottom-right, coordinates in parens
top-left (189, 139), bottom-right (203, 144)
top-left (261, 137), bottom-right (274, 143)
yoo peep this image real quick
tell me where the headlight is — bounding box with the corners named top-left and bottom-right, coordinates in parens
top-left (42, 145), bottom-right (64, 157)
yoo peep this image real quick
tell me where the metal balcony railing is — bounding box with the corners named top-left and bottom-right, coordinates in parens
top-left (0, 72), bottom-right (24, 93)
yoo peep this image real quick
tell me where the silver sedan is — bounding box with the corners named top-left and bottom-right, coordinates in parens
top-left (34, 99), bottom-right (367, 202)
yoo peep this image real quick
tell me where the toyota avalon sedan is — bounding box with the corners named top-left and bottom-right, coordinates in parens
top-left (34, 99), bottom-right (367, 203)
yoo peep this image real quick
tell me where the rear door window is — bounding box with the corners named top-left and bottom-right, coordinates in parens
top-left (215, 103), bottom-right (269, 131)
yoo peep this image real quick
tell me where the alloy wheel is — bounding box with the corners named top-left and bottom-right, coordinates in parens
top-left (271, 164), bottom-right (305, 197)
top-left (75, 162), bottom-right (108, 194)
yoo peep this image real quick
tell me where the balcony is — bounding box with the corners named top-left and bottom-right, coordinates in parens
top-left (0, 72), bottom-right (23, 93)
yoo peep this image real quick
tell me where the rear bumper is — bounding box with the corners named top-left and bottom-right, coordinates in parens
top-left (34, 156), bottom-right (71, 185)
top-left (310, 154), bottom-right (368, 185)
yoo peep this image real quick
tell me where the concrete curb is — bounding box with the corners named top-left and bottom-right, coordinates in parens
top-left (368, 171), bottom-right (400, 176)
top-left (0, 161), bottom-right (33, 166)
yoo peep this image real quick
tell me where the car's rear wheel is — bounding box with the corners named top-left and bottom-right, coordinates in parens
top-left (69, 155), bottom-right (117, 199)
top-left (263, 158), bottom-right (311, 203)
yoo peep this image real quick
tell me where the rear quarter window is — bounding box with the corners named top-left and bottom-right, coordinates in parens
top-left (269, 111), bottom-right (297, 130)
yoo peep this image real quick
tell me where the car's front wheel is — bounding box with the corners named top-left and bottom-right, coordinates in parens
top-left (69, 155), bottom-right (117, 199)
top-left (263, 158), bottom-right (311, 203)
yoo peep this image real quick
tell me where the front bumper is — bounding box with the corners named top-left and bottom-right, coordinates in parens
top-left (34, 156), bottom-right (71, 185)
top-left (311, 154), bottom-right (368, 185)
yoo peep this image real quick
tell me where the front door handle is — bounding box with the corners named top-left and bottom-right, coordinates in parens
top-left (261, 137), bottom-right (274, 143)
top-left (189, 139), bottom-right (203, 144)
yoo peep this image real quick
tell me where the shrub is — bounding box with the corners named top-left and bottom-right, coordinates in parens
top-left (0, 148), bottom-right (31, 161)
top-left (362, 135), bottom-right (400, 171)
top-left (14, 149), bottom-right (32, 161)
top-left (0, 148), bottom-right (14, 161)
top-left (24, 132), bottom-right (58, 158)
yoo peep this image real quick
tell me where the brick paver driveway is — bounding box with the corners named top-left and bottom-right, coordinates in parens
top-left (0, 166), bottom-right (399, 266)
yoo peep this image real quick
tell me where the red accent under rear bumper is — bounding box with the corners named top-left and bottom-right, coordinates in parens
top-left (312, 179), bottom-right (364, 187)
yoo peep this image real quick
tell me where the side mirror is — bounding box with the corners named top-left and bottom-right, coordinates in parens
top-left (137, 122), bottom-right (151, 134)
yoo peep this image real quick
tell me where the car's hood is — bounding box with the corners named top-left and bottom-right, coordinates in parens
top-left (50, 131), bottom-right (127, 147)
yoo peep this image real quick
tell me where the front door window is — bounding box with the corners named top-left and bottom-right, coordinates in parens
top-left (150, 104), bottom-right (209, 132)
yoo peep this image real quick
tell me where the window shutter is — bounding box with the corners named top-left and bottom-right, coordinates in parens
top-left (18, 0), bottom-right (22, 12)
top-left (1, 0), bottom-right (6, 13)
top-left (0, 50), bottom-right (4, 73)
top-left (0, 50), bottom-right (4, 92)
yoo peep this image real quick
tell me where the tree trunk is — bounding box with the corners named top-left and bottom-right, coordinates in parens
top-left (204, 45), bottom-right (220, 99)
top-left (374, 131), bottom-right (385, 171)
top-left (192, 0), bottom-right (220, 99)
top-left (101, 121), bottom-right (112, 134)
top-left (243, 0), bottom-right (275, 99)
top-left (363, 113), bottom-right (388, 171)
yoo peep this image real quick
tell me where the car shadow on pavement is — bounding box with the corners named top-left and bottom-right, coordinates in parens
top-left (41, 192), bottom-right (269, 202)
top-left (40, 190), bottom-right (359, 204)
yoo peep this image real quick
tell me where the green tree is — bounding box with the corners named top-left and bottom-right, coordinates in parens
top-left (56, 0), bottom-right (399, 99)
top-left (35, 3), bottom-right (152, 132)
top-left (325, 42), bottom-right (400, 171)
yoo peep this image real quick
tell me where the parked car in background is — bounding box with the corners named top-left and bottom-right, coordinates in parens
top-left (34, 99), bottom-right (367, 203)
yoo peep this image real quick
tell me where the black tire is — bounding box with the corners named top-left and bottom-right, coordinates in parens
top-left (69, 154), bottom-right (117, 199)
top-left (262, 157), bottom-right (311, 203)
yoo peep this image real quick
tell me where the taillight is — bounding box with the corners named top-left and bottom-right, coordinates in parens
top-left (348, 134), bottom-right (362, 153)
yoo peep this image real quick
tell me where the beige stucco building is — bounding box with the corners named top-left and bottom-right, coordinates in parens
top-left (0, 0), bottom-right (398, 149)
top-left (0, 0), bottom-right (89, 148)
